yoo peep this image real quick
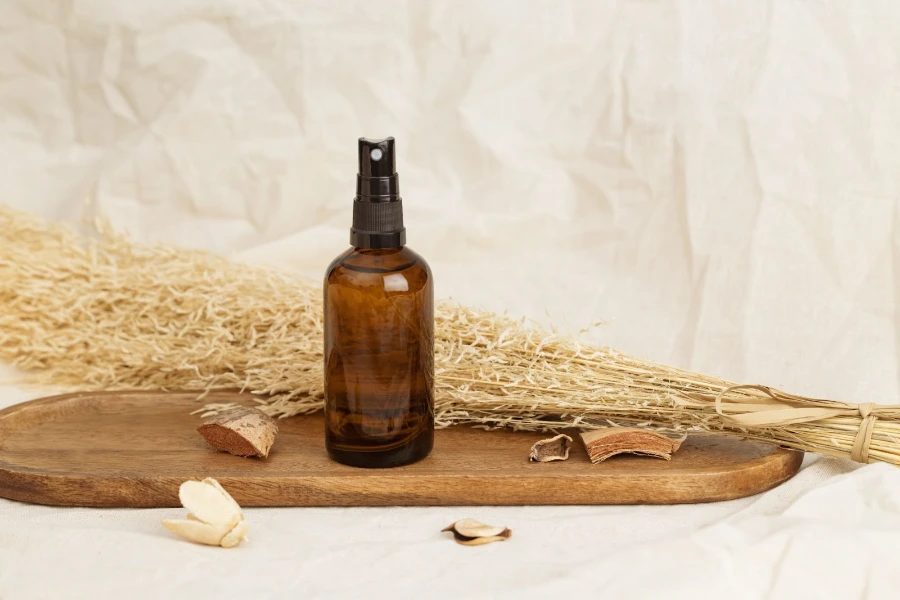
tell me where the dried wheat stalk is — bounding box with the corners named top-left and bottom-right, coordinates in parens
top-left (1, 204), bottom-right (898, 465)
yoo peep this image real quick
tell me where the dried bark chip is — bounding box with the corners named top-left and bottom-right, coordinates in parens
top-left (529, 433), bottom-right (573, 462)
top-left (197, 407), bottom-right (278, 458)
top-left (580, 427), bottom-right (687, 463)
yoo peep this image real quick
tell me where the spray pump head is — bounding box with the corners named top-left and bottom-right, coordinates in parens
top-left (350, 137), bottom-right (405, 249)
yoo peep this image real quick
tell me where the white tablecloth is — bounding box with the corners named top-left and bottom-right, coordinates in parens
top-left (3, 1), bottom-right (900, 597)
top-left (3, 378), bottom-right (899, 600)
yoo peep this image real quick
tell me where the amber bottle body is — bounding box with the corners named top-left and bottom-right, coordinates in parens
top-left (323, 246), bottom-right (434, 468)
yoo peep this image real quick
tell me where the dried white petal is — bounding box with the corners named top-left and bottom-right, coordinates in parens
top-left (162, 519), bottom-right (232, 547)
top-left (178, 479), bottom-right (242, 528)
top-left (456, 520), bottom-right (506, 538)
top-left (163, 478), bottom-right (248, 548)
top-left (202, 478), bottom-right (243, 518)
top-left (455, 534), bottom-right (511, 546)
top-left (442, 518), bottom-right (512, 545)
top-left (220, 520), bottom-right (250, 548)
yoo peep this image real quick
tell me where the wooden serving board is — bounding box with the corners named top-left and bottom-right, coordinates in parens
top-left (0, 391), bottom-right (802, 507)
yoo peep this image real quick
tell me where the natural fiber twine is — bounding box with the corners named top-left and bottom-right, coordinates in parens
top-left (704, 385), bottom-right (900, 464)
top-left (2, 204), bottom-right (899, 466)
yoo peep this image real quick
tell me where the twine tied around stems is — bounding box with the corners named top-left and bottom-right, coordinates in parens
top-left (702, 385), bottom-right (893, 463)
top-left (851, 402), bottom-right (877, 463)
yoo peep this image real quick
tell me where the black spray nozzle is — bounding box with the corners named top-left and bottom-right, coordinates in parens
top-left (356, 137), bottom-right (399, 200)
top-left (351, 136), bottom-right (405, 248)
top-left (358, 137), bottom-right (396, 177)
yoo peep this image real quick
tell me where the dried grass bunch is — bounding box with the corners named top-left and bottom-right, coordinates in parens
top-left (2, 205), bottom-right (898, 466)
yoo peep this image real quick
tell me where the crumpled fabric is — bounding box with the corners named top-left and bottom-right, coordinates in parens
top-left (2, 1), bottom-right (900, 598)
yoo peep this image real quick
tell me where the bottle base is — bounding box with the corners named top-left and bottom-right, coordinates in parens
top-left (327, 435), bottom-right (433, 469)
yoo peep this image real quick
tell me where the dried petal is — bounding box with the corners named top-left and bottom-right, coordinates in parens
top-left (454, 531), bottom-right (513, 546)
top-left (162, 519), bottom-right (232, 547)
top-left (442, 519), bottom-right (512, 546)
top-left (178, 478), bottom-right (242, 527)
top-left (163, 478), bottom-right (248, 548)
top-left (203, 477), bottom-right (243, 518)
top-left (529, 434), bottom-right (573, 462)
top-left (220, 520), bottom-right (250, 548)
top-left (444, 518), bottom-right (508, 538)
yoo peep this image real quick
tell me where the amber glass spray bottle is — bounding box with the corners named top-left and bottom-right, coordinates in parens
top-left (324, 137), bottom-right (434, 468)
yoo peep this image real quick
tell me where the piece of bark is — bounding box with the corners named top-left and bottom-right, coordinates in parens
top-left (198, 407), bottom-right (278, 458)
top-left (580, 427), bottom-right (687, 463)
top-left (529, 434), bottom-right (573, 462)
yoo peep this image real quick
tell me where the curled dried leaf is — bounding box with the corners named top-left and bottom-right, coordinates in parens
top-left (529, 433), bottom-right (573, 462)
top-left (443, 519), bottom-right (512, 546)
top-left (162, 478), bottom-right (248, 548)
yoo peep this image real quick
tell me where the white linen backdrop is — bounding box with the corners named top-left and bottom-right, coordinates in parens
top-left (2, 1), bottom-right (900, 598)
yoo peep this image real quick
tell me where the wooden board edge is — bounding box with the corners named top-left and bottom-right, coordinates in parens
top-left (0, 449), bottom-right (804, 508)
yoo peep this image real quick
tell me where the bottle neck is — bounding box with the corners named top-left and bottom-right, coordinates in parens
top-left (349, 231), bottom-right (406, 249)
top-left (352, 242), bottom-right (405, 252)
top-left (350, 200), bottom-right (406, 249)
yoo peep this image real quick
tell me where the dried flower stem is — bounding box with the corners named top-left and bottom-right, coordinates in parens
top-left (1, 205), bottom-right (898, 466)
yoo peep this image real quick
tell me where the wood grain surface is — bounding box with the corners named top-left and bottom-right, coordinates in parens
top-left (0, 391), bottom-right (803, 507)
